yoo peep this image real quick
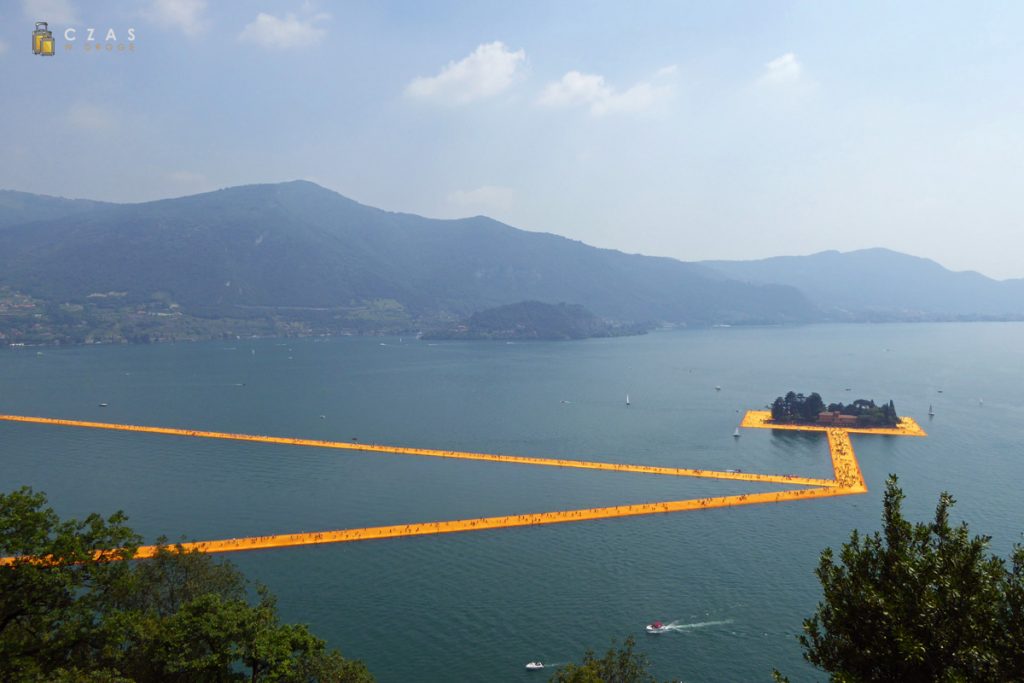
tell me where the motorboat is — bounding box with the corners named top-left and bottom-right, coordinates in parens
top-left (525, 662), bottom-right (544, 670)
top-left (646, 620), bottom-right (670, 634)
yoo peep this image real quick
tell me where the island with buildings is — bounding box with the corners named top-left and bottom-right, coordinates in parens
top-left (770, 391), bottom-right (900, 428)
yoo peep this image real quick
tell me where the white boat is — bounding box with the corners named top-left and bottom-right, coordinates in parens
top-left (646, 620), bottom-right (670, 634)
top-left (733, 427), bottom-right (741, 438)
top-left (98, 403), bottom-right (108, 407)
top-left (928, 404), bottom-right (935, 417)
top-left (525, 662), bottom-right (544, 670)
top-left (626, 394), bottom-right (630, 406)
top-left (715, 386), bottom-right (721, 391)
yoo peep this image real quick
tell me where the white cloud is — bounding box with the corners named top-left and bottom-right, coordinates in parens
top-left (66, 102), bottom-right (118, 132)
top-left (758, 52), bottom-right (803, 86)
top-left (538, 65), bottom-right (675, 116)
top-left (22, 0), bottom-right (77, 24)
top-left (145, 0), bottom-right (207, 37)
top-left (539, 71), bottom-right (610, 108)
top-left (448, 185), bottom-right (516, 214)
top-left (406, 42), bottom-right (526, 104)
top-left (238, 12), bottom-right (329, 50)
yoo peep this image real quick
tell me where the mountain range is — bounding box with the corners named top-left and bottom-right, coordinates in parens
top-left (702, 249), bottom-right (1024, 320)
top-left (0, 181), bottom-right (1020, 344)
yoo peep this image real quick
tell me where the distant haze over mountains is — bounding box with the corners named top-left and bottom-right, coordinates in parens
top-left (702, 249), bottom-right (1024, 320)
top-left (0, 181), bottom-right (1020, 345)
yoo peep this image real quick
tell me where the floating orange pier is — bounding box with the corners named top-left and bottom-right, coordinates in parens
top-left (0, 410), bottom-right (925, 564)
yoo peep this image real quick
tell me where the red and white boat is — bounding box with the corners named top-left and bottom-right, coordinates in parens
top-left (646, 620), bottom-right (670, 634)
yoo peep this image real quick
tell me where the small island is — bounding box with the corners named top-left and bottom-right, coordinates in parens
top-left (421, 300), bottom-right (652, 341)
top-left (770, 391), bottom-right (900, 428)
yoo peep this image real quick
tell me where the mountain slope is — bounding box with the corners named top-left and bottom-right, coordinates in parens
top-left (702, 249), bottom-right (1024, 319)
top-left (0, 181), bottom-right (817, 326)
top-left (0, 190), bottom-right (111, 230)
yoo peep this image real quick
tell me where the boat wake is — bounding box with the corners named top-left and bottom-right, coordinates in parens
top-left (657, 619), bottom-right (733, 633)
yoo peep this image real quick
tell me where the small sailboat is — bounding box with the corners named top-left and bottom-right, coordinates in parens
top-left (626, 394), bottom-right (630, 406)
top-left (928, 404), bottom-right (935, 417)
top-left (525, 662), bottom-right (545, 671)
top-left (733, 427), bottom-right (741, 438)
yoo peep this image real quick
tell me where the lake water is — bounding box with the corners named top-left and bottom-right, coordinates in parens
top-left (2, 323), bottom-right (1022, 681)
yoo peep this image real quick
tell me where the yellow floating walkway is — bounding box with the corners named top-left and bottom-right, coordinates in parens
top-left (0, 410), bottom-right (925, 564)
top-left (0, 414), bottom-right (835, 487)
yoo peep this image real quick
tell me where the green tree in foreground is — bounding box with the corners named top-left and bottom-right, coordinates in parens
top-left (548, 636), bottom-right (665, 683)
top-left (791, 475), bottom-right (1024, 682)
top-left (0, 487), bottom-right (373, 683)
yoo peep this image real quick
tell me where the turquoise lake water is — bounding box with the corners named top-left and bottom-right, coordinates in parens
top-left (2, 323), bottom-right (1022, 681)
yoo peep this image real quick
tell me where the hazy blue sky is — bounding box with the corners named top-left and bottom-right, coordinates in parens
top-left (2, 1), bottom-right (1022, 278)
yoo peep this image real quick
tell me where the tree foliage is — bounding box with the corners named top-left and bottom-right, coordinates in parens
top-left (548, 636), bottom-right (665, 683)
top-left (0, 487), bottom-right (373, 683)
top-left (795, 475), bottom-right (1024, 682)
top-left (771, 391), bottom-right (899, 426)
top-left (771, 391), bottom-right (826, 422)
top-left (0, 487), bottom-right (139, 677)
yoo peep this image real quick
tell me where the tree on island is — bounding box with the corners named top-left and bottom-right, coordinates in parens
top-left (771, 392), bottom-right (899, 427)
top-left (0, 487), bottom-right (374, 683)
top-left (776, 475), bottom-right (1024, 682)
top-left (771, 391), bottom-right (826, 422)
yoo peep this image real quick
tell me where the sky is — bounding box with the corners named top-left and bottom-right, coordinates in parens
top-left (1, 0), bottom-right (1023, 279)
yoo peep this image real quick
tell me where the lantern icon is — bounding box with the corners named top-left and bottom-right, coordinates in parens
top-left (33, 21), bottom-right (55, 56)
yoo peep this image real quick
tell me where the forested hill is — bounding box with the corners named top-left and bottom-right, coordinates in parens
top-left (423, 301), bottom-right (651, 340)
top-left (0, 181), bottom-right (816, 343)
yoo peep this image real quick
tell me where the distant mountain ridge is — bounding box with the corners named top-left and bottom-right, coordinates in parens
top-left (0, 181), bottom-right (816, 344)
top-left (2, 182), bottom-right (1018, 346)
top-left (702, 249), bottom-right (1024, 320)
